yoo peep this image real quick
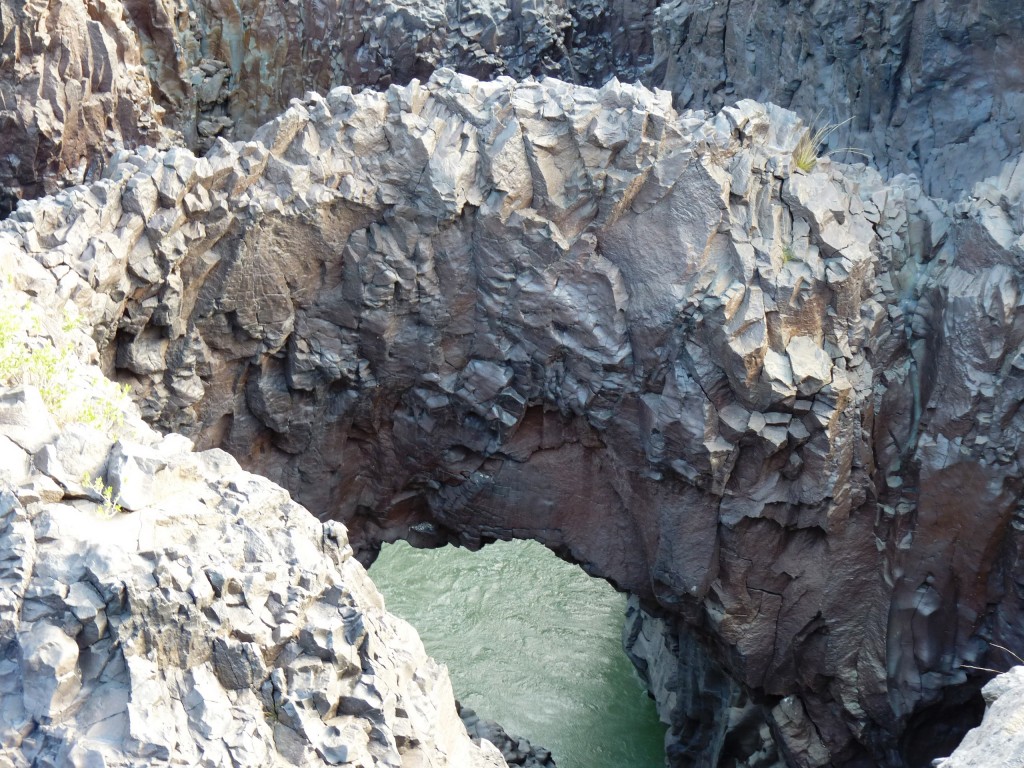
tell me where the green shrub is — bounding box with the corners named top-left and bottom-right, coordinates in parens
top-left (81, 473), bottom-right (123, 516)
top-left (0, 298), bottom-right (131, 436)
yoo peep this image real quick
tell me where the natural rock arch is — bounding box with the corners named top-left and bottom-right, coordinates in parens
top-left (4, 73), bottom-right (1024, 766)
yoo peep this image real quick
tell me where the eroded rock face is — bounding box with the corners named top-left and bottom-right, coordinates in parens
top-left (649, 0), bottom-right (1024, 198)
top-left (3, 72), bottom-right (1024, 766)
top-left (0, 0), bottom-right (171, 215)
top-left (0, 0), bottom-right (654, 211)
top-left (124, 0), bottom-right (657, 144)
top-left (0, 280), bottom-right (508, 767)
top-left (3, 0), bottom-right (1021, 211)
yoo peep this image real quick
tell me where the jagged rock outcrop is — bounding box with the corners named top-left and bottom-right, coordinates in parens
top-left (459, 704), bottom-right (557, 768)
top-left (934, 666), bottom-right (1024, 768)
top-left (2, 0), bottom-right (1021, 211)
top-left (3, 70), bottom-right (1024, 767)
top-left (0, 0), bottom-right (647, 213)
top-left (0, 281), bottom-right (507, 765)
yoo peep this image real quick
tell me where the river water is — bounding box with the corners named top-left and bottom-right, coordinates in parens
top-left (370, 539), bottom-right (667, 768)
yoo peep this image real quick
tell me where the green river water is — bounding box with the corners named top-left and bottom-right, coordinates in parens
top-left (370, 539), bottom-right (667, 768)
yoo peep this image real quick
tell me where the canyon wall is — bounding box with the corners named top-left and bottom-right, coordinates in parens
top-left (3, 71), bottom-right (1023, 766)
top-left (3, 0), bottom-right (1024, 765)
top-left (648, 0), bottom-right (1024, 198)
top-left (2, 0), bottom-right (1021, 212)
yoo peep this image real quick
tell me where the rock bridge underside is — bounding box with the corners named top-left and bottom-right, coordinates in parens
top-left (4, 69), bottom-right (1024, 768)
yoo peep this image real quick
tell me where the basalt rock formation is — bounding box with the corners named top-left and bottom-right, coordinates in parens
top-left (0, 277), bottom-right (509, 767)
top-left (648, 0), bottom-right (1024, 198)
top-left (459, 705), bottom-right (557, 768)
top-left (0, 0), bottom-right (629, 213)
top-left (0, 0), bottom-right (170, 215)
top-left (2, 0), bottom-right (1021, 213)
top-left (3, 68), bottom-right (1024, 767)
top-left (933, 666), bottom-right (1024, 768)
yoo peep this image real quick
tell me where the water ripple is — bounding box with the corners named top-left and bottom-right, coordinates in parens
top-left (370, 539), bottom-right (666, 768)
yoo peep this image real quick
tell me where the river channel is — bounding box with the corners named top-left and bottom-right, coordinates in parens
top-left (370, 539), bottom-right (667, 768)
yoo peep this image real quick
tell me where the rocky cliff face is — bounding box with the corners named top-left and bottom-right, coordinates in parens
top-left (0, 275), bottom-right (508, 767)
top-left (0, 0), bottom-right (171, 214)
top-left (3, 69), bottom-right (1023, 767)
top-left (1, 0), bottom-right (636, 213)
top-left (2, 0), bottom-right (1020, 211)
top-left (648, 0), bottom-right (1024, 198)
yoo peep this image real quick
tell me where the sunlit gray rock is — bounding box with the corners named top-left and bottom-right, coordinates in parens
top-left (0, 286), bottom-right (507, 766)
top-left (934, 666), bottom-right (1024, 768)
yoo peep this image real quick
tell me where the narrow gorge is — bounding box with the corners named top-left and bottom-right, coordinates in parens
top-left (1, 1), bottom-right (1023, 767)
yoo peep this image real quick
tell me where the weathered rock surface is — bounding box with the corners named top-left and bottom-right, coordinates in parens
top-left (0, 0), bottom-right (172, 214)
top-left (0, 0), bottom-right (646, 212)
top-left (934, 666), bottom-right (1024, 768)
top-left (0, 282), bottom-right (507, 766)
top-left (623, 597), bottom-right (786, 768)
top-left (3, 71), bottom-right (1024, 766)
top-left (459, 704), bottom-right (557, 768)
top-left (648, 0), bottom-right (1024, 198)
top-left (2, 0), bottom-right (1021, 210)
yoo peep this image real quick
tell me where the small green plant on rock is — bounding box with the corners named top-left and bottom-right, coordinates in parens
top-left (81, 473), bottom-right (123, 517)
top-left (74, 383), bottom-right (132, 434)
top-left (0, 299), bottom-right (131, 436)
top-left (0, 302), bottom-right (71, 405)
